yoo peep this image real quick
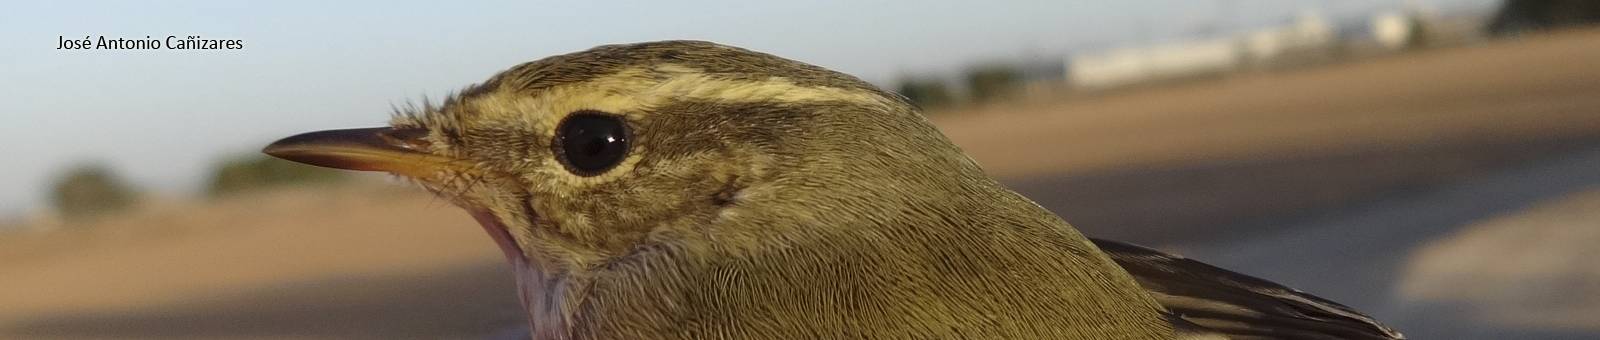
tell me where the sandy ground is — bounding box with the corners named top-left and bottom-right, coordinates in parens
top-left (0, 185), bottom-right (521, 338)
top-left (935, 29), bottom-right (1600, 179)
top-left (3, 29), bottom-right (1600, 339)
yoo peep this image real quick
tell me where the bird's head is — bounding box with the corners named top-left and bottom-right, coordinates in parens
top-left (264, 40), bottom-right (993, 281)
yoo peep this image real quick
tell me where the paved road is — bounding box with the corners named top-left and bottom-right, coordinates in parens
top-left (1160, 145), bottom-right (1600, 339)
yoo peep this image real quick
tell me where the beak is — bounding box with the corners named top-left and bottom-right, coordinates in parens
top-left (263, 127), bottom-right (470, 178)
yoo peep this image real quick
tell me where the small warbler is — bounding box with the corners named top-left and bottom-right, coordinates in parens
top-left (266, 41), bottom-right (1402, 339)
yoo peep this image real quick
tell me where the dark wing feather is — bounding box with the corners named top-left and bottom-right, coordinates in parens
top-left (1092, 238), bottom-right (1405, 340)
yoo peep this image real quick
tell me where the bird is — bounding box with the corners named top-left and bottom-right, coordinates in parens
top-left (264, 40), bottom-right (1404, 339)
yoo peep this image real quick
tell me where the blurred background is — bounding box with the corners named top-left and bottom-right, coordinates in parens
top-left (3, 1), bottom-right (1598, 339)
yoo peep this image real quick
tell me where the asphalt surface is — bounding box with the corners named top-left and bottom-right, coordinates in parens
top-left (1164, 145), bottom-right (1600, 339)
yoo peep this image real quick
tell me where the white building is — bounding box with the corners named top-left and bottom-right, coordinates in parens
top-left (1371, 11), bottom-right (1417, 50)
top-left (1066, 12), bottom-right (1338, 89)
top-left (1067, 38), bottom-right (1240, 89)
top-left (1242, 13), bottom-right (1336, 62)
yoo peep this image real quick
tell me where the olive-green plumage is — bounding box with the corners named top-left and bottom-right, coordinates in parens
top-left (267, 40), bottom-right (1403, 340)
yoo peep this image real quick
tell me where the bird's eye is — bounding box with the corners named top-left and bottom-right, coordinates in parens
top-left (554, 111), bottom-right (630, 176)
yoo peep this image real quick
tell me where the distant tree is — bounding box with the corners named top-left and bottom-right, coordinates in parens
top-left (50, 164), bottom-right (137, 220)
top-left (894, 77), bottom-right (956, 111)
top-left (1405, 14), bottom-right (1432, 49)
top-left (1488, 0), bottom-right (1600, 36)
top-left (964, 64), bottom-right (1024, 103)
top-left (206, 154), bottom-right (348, 197)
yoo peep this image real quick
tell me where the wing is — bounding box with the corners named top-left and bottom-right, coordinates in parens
top-left (1091, 238), bottom-right (1405, 340)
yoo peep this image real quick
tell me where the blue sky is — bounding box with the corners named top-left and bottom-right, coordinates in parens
top-left (0, 0), bottom-right (1497, 215)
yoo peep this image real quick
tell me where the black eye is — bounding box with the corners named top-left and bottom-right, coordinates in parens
top-left (554, 111), bottom-right (630, 176)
